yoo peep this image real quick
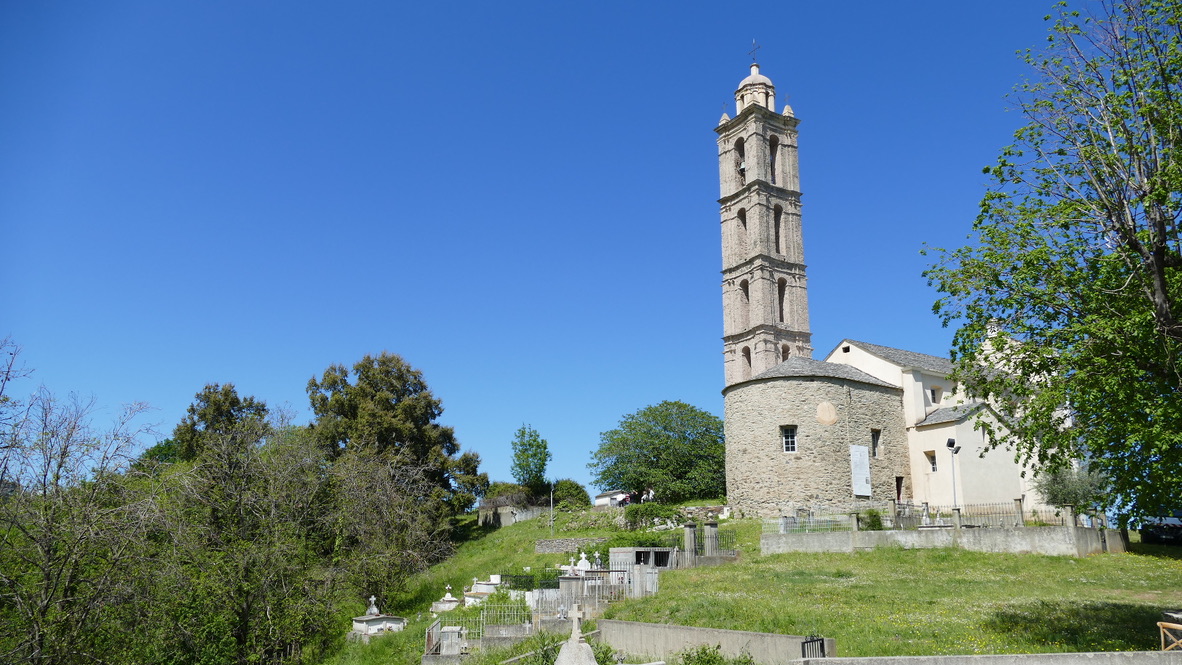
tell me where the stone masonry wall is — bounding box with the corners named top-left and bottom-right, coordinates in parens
top-left (724, 376), bottom-right (911, 518)
top-left (534, 537), bottom-right (608, 554)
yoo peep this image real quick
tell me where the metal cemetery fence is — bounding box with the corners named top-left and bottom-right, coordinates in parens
top-left (425, 604), bottom-right (534, 655)
top-left (765, 500), bottom-right (1087, 533)
top-left (426, 569), bottom-right (658, 655)
top-left (498, 568), bottom-right (561, 590)
top-left (660, 525), bottom-right (739, 555)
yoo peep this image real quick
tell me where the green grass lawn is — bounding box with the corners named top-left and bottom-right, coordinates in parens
top-left (602, 541), bottom-right (1182, 656)
top-left (324, 509), bottom-right (1182, 663)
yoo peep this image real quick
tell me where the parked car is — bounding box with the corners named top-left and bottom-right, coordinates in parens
top-left (1140, 510), bottom-right (1182, 545)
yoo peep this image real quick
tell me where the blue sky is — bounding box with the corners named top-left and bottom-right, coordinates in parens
top-left (2, 1), bottom-right (1055, 490)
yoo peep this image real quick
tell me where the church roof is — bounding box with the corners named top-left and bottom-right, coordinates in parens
top-left (838, 340), bottom-right (954, 376)
top-left (747, 356), bottom-right (897, 389)
top-left (738, 63), bottom-right (773, 89)
top-left (917, 403), bottom-right (981, 427)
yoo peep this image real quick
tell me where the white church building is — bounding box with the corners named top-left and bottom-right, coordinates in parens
top-left (715, 63), bottom-right (1044, 518)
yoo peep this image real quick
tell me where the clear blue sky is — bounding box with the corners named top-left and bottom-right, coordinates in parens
top-left (2, 1), bottom-right (1055, 491)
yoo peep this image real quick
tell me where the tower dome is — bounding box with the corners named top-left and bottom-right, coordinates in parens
top-left (735, 63), bottom-right (776, 114)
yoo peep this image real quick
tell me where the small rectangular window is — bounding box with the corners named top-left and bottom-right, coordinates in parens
top-left (925, 451), bottom-right (937, 472)
top-left (871, 429), bottom-right (881, 458)
top-left (781, 425), bottom-right (797, 453)
top-left (930, 387), bottom-right (942, 404)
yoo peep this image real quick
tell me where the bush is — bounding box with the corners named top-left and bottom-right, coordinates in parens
top-left (677, 645), bottom-right (754, 665)
top-left (552, 478), bottom-right (591, 509)
top-left (860, 509), bottom-right (885, 531)
top-left (624, 503), bottom-right (683, 530)
top-left (602, 531), bottom-right (671, 549)
top-left (482, 482), bottom-right (530, 508)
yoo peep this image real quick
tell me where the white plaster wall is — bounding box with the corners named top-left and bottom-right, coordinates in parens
top-left (909, 419), bottom-right (1043, 508)
top-left (824, 344), bottom-right (902, 387)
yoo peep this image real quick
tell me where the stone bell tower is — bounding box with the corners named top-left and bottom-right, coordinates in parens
top-left (717, 63), bottom-right (812, 386)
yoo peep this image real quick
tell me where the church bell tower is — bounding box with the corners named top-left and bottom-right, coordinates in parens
top-left (717, 63), bottom-right (812, 386)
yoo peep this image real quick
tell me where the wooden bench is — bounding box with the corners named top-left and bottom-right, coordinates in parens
top-left (1160, 621), bottom-right (1182, 651)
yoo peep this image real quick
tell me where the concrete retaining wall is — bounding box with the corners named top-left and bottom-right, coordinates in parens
top-left (478, 505), bottom-right (547, 528)
top-left (800, 653), bottom-right (1182, 664)
top-left (762, 527), bottom-right (1127, 557)
top-left (598, 619), bottom-right (836, 664)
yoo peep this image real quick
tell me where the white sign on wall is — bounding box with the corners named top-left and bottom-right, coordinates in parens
top-left (850, 445), bottom-right (871, 497)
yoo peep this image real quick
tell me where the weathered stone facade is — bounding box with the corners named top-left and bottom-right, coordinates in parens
top-left (716, 65), bottom-right (1046, 516)
top-left (717, 63), bottom-right (812, 386)
top-left (723, 366), bottom-right (911, 518)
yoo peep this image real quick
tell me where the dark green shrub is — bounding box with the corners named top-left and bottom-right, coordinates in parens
top-left (602, 531), bottom-right (671, 549)
top-left (676, 644), bottom-right (755, 665)
top-left (482, 482), bottom-right (530, 508)
top-left (861, 509), bottom-right (885, 531)
top-left (552, 478), bottom-right (591, 509)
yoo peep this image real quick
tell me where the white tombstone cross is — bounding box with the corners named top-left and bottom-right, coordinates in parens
top-left (568, 603), bottom-right (582, 641)
top-left (367, 595), bottom-right (379, 616)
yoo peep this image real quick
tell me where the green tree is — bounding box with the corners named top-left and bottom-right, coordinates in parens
top-left (142, 393), bottom-right (338, 665)
top-left (552, 478), bottom-right (591, 509)
top-left (307, 352), bottom-right (488, 513)
top-left (510, 424), bottom-right (551, 492)
top-left (588, 401), bottom-right (725, 503)
top-left (327, 448), bottom-right (454, 599)
top-left (1031, 466), bottom-right (1108, 511)
top-left (0, 386), bottom-right (153, 663)
top-left (926, 0), bottom-right (1182, 523)
top-left (173, 383), bottom-right (269, 462)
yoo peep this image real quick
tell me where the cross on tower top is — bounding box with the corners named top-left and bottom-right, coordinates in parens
top-left (748, 39), bottom-right (761, 62)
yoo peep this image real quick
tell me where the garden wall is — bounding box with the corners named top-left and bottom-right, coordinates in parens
top-left (762, 526), bottom-right (1127, 557)
top-left (598, 619), bottom-right (836, 665)
top-left (535, 537), bottom-right (609, 554)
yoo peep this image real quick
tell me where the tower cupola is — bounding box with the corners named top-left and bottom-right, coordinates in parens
top-left (735, 63), bottom-right (776, 113)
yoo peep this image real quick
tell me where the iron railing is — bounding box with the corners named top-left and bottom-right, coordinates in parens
top-left (766, 501), bottom-right (1098, 533)
top-left (801, 635), bottom-right (827, 658)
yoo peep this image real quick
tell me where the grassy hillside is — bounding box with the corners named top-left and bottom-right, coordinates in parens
top-left (325, 508), bottom-right (631, 665)
top-left (603, 542), bottom-right (1182, 656)
top-left (327, 509), bottom-right (1182, 663)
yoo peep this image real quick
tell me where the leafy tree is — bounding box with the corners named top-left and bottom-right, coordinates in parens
top-left (173, 382), bottom-right (269, 461)
top-left (588, 401), bottom-right (725, 503)
top-left (307, 352), bottom-right (488, 513)
top-left (510, 424), bottom-right (551, 492)
top-left (142, 394), bottom-right (338, 664)
top-left (926, 0), bottom-right (1182, 524)
top-left (552, 478), bottom-right (591, 509)
top-left (136, 437), bottom-right (181, 465)
top-left (328, 449), bottom-right (454, 599)
top-left (0, 386), bottom-right (153, 663)
top-left (1031, 466), bottom-right (1109, 511)
top-left (481, 481), bottom-right (531, 508)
